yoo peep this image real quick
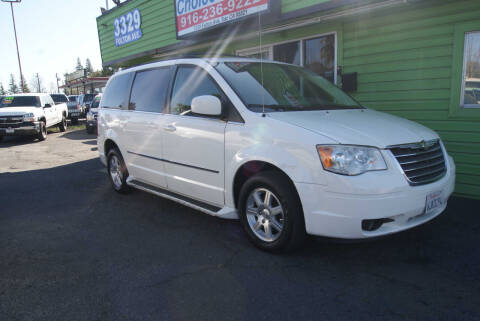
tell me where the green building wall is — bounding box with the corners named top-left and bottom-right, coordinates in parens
top-left (97, 0), bottom-right (480, 199)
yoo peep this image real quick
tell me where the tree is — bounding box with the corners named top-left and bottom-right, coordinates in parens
top-left (76, 57), bottom-right (83, 71)
top-left (85, 58), bottom-right (93, 73)
top-left (88, 67), bottom-right (115, 77)
top-left (30, 74), bottom-right (46, 93)
top-left (19, 74), bottom-right (30, 93)
top-left (0, 83), bottom-right (6, 95)
top-left (8, 74), bottom-right (19, 94)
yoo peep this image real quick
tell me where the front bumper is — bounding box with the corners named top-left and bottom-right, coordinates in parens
top-left (0, 122), bottom-right (41, 136)
top-left (296, 155), bottom-right (456, 239)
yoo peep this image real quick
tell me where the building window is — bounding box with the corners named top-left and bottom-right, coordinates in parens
top-left (461, 31), bottom-right (480, 108)
top-left (273, 41), bottom-right (301, 65)
top-left (304, 34), bottom-right (335, 83)
top-left (236, 32), bottom-right (337, 84)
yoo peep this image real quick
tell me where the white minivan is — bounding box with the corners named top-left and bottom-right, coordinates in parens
top-left (97, 58), bottom-right (455, 252)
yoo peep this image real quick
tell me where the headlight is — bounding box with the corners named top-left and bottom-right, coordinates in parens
top-left (23, 113), bottom-right (35, 122)
top-left (86, 113), bottom-right (93, 121)
top-left (317, 145), bottom-right (387, 175)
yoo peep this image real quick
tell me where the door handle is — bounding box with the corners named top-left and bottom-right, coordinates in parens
top-left (163, 124), bottom-right (176, 132)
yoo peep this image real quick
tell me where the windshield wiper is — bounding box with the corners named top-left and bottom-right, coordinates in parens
top-left (247, 104), bottom-right (305, 111)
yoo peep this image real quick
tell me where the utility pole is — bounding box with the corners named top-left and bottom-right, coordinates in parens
top-left (55, 73), bottom-right (60, 93)
top-left (2, 0), bottom-right (24, 93)
top-left (36, 73), bottom-right (41, 93)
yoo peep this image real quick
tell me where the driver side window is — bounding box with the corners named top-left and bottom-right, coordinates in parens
top-left (169, 66), bottom-right (222, 116)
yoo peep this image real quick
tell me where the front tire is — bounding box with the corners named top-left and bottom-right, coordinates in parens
top-left (107, 148), bottom-right (130, 193)
top-left (238, 171), bottom-right (306, 252)
top-left (37, 121), bottom-right (47, 141)
top-left (59, 116), bottom-right (67, 132)
top-left (86, 126), bottom-right (94, 134)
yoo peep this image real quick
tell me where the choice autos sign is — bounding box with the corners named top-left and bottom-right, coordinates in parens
top-left (114, 8), bottom-right (143, 47)
top-left (175, 0), bottom-right (269, 38)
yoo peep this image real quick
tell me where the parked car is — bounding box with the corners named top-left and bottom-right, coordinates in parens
top-left (78, 93), bottom-right (96, 115)
top-left (0, 93), bottom-right (68, 142)
top-left (97, 58), bottom-right (455, 252)
top-left (86, 93), bottom-right (101, 134)
top-left (67, 95), bottom-right (82, 124)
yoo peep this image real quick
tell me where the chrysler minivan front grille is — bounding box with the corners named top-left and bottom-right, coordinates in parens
top-left (389, 140), bottom-right (446, 186)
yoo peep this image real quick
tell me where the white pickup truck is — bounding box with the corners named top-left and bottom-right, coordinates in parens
top-left (0, 93), bottom-right (68, 142)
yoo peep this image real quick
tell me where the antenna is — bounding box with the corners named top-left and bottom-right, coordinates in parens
top-left (258, 11), bottom-right (265, 117)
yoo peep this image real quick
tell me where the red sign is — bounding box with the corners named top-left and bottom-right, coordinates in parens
top-left (175, 0), bottom-right (269, 37)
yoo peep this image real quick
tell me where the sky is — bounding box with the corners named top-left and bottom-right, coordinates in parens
top-left (0, 0), bottom-right (116, 92)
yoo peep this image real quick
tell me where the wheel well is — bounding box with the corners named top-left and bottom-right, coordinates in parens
top-left (39, 117), bottom-right (46, 123)
top-left (232, 161), bottom-right (298, 209)
top-left (104, 139), bottom-right (119, 156)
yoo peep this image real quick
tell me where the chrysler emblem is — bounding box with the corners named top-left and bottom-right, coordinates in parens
top-left (418, 139), bottom-right (436, 150)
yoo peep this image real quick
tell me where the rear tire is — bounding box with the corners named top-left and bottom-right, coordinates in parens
top-left (59, 116), bottom-right (67, 132)
top-left (86, 126), bottom-right (94, 134)
top-left (71, 118), bottom-right (78, 125)
top-left (238, 171), bottom-right (306, 252)
top-left (107, 148), bottom-right (130, 194)
top-left (0, 136), bottom-right (3, 143)
top-left (37, 121), bottom-right (47, 141)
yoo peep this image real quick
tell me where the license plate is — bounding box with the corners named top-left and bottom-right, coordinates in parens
top-left (6, 127), bottom-right (14, 134)
top-left (425, 191), bottom-right (443, 215)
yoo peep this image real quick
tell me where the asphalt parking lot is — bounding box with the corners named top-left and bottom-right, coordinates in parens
top-left (0, 128), bottom-right (479, 321)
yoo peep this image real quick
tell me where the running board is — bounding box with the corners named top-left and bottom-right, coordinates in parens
top-left (127, 178), bottom-right (238, 219)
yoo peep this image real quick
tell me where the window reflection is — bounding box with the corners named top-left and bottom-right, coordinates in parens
top-left (462, 32), bottom-right (480, 107)
top-left (273, 42), bottom-right (301, 65)
top-left (304, 34), bottom-right (335, 83)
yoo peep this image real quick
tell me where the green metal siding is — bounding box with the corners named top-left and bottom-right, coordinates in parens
top-left (97, 0), bottom-right (180, 66)
top-left (97, 0), bottom-right (342, 65)
top-left (343, 0), bottom-right (480, 199)
top-left (282, 0), bottom-right (332, 13)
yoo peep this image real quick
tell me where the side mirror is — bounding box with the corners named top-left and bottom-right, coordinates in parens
top-left (191, 95), bottom-right (222, 116)
top-left (44, 104), bottom-right (51, 108)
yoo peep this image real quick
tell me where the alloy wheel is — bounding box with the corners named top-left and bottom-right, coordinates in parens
top-left (109, 155), bottom-right (123, 190)
top-left (246, 188), bottom-right (285, 242)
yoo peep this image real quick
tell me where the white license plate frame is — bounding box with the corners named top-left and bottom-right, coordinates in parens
top-left (425, 191), bottom-right (444, 215)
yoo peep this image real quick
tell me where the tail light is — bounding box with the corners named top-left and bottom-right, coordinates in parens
top-left (77, 103), bottom-right (80, 110)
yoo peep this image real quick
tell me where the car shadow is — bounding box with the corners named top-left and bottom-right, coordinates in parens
top-left (0, 135), bottom-right (38, 148)
top-left (83, 140), bottom-right (97, 146)
top-left (60, 129), bottom-right (94, 141)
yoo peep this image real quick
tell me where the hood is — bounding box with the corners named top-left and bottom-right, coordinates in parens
top-left (267, 109), bottom-right (438, 148)
top-left (0, 107), bottom-right (41, 116)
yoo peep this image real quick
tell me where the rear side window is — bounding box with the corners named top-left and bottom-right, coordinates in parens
top-left (129, 67), bottom-right (172, 113)
top-left (101, 73), bottom-right (133, 109)
top-left (169, 66), bottom-right (222, 116)
top-left (51, 94), bottom-right (68, 103)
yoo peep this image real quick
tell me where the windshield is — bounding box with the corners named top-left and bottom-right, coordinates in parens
top-left (215, 62), bottom-right (363, 112)
top-left (51, 94), bottom-right (69, 103)
top-left (91, 96), bottom-right (101, 108)
top-left (0, 96), bottom-right (41, 108)
top-left (68, 96), bottom-right (77, 102)
top-left (84, 94), bottom-right (95, 102)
